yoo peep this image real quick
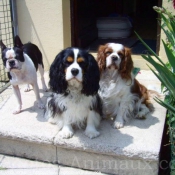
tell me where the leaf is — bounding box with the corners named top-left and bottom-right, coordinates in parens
top-left (170, 19), bottom-right (175, 34)
top-left (162, 27), bottom-right (175, 44)
top-left (135, 32), bottom-right (166, 66)
top-left (154, 97), bottom-right (175, 114)
top-left (142, 55), bottom-right (175, 98)
top-left (160, 13), bottom-right (174, 34)
top-left (162, 40), bottom-right (175, 72)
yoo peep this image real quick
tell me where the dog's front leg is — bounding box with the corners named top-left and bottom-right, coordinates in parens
top-left (85, 111), bottom-right (100, 139)
top-left (31, 82), bottom-right (44, 109)
top-left (12, 85), bottom-right (22, 114)
top-left (113, 114), bottom-right (124, 129)
top-left (59, 124), bottom-right (74, 139)
top-left (113, 101), bottom-right (134, 129)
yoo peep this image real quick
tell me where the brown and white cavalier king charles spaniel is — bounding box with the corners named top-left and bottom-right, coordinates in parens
top-left (97, 43), bottom-right (153, 129)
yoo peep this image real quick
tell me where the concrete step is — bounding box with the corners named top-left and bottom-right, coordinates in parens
top-left (0, 154), bottom-right (107, 175)
top-left (0, 71), bottom-right (166, 175)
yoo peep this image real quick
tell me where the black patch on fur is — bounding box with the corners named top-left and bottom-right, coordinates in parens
top-left (81, 52), bottom-right (100, 96)
top-left (47, 94), bottom-right (67, 117)
top-left (0, 40), bottom-right (25, 68)
top-left (49, 47), bottom-right (100, 96)
top-left (49, 49), bottom-right (69, 94)
top-left (0, 39), bottom-right (24, 63)
top-left (23, 43), bottom-right (43, 70)
top-left (7, 72), bottom-right (12, 80)
top-left (14, 35), bottom-right (44, 71)
top-left (0, 40), bottom-right (24, 80)
top-left (13, 47), bottom-right (25, 62)
top-left (90, 94), bottom-right (103, 116)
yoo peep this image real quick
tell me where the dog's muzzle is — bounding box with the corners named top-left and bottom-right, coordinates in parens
top-left (71, 68), bottom-right (79, 76)
top-left (111, 55), bottom-right (118, 62)
top-left (106, 56), bottom-right (119, 69)
top-left (9, 60), bottom-right (16, 68)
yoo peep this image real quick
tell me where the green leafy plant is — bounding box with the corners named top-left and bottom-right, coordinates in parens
top-left (136, 6), bottom-right (175, 175)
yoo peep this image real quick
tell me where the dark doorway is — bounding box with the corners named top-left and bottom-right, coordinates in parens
top-left (70, 0), bottom-right (162, 54)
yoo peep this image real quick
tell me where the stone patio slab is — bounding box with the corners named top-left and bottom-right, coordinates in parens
top-left (0, 71), bottom-right (166, 175)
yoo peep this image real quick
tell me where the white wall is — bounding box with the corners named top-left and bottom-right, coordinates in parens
top-left (16, 0), bottom-right (71, 70)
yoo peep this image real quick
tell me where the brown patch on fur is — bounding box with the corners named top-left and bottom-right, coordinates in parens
top-left (97, 45), bottom-right (108, 74)
top-left (132, 79), bottom-right (154, 111)
top-left (77, 57), bottom-right (84, 63)
top-left (97, 45), bottom-right (134, 78)
top-left (119, 47), bottom-right (133, 80)
top-left (67, 56), bottom-right (74, 62)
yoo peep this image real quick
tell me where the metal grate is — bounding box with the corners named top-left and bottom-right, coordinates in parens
top-left (0, 0), bottom-right (14, 93)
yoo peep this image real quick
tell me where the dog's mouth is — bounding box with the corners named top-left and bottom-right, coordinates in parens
top-left (10, 67), bottom-right (20, 70)
top-left (67, 78), bottom-right (82, 89)
top-left (67, 77), bottom-right (82, 83)
top-left (107, 64), bottom-right (118, 70)
top-left (9, 67), bottom-right (21, 72)
top-left (7, 59), bottom-right (21, 71)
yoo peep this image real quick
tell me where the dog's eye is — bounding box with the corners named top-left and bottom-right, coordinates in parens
top-left (118, 52), bottom-right (123, 57)
top-left (78, 60), bottom-right (87, 70)
top-left (77, 57), bottom-right (84, 63)
top-left (66, 57), bottom-right (74, 63)
top-left (105, 52), bottom-right (112, 56)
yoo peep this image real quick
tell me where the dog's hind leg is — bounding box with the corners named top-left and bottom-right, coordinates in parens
top-left (31, 81), bottom-right (44, 109)
top-left (38, 64), bottom-right (47, 91)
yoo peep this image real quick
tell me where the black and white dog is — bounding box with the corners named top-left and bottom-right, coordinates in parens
top-left (0, 35), bottom-right (47, 114)
top-left (44, 47), bottom-right (102, 139)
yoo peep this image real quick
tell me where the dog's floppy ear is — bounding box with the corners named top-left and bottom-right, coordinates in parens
top-left (14, 35), bottom-right (23, 48)
top-left (49, 50), bottom-right (68, 94)
top-left (119, 47), bottom-right (133, 80)
top-left (97, 45), bottom-right (107, 74)
top-left (82, 53), bottom-right (100, 96)
top-left (0, 40), bottom-right (7, 51)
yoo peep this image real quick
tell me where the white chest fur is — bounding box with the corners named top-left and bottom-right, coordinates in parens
top-left (53, 92), bottom-right (93, 127)
top-left (99, 70), bottom-right (134, 116)
top-left (99, 70), bottom-right (131, 97)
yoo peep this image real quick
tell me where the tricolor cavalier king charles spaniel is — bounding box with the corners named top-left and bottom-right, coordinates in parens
top-left (97, 43), bottom-right (152, 129)
top-left (44, 47), bottom-right (102, 139)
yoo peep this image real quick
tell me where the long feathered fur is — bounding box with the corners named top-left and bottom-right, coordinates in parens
top-left (45, 47), bottom-right (102, 139)
top-left (97, 43), bottom-right (153, 129)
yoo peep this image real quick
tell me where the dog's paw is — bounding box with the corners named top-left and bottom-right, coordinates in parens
top-left (13, 106), bottom-right (22, 114)
top-left (113, 121), bottom-right (124, 129)
top-left (59, 128), bottom-right (74, 139)
top-left (24, 85), bottom-right (30, 92)
top-left (136, 109), bottom-right (150, 119)
top-left (136, 113), bottom-right (146, 119)
top-left (43, 86), bottom-right (48, 92)
top-left (48, 117), bottom-right (57, 124)
top-left (85, 128), bottom-right (100, 139)
top-left (136, 112), bottom-right (147, 119)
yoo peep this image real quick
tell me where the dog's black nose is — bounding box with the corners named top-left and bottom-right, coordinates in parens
top-left (9, 60), bottom-right (15, 67)
top-left (71, 68), bottom-right (79, 76)
top-left (112, 56), bottom-right (118, 61)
